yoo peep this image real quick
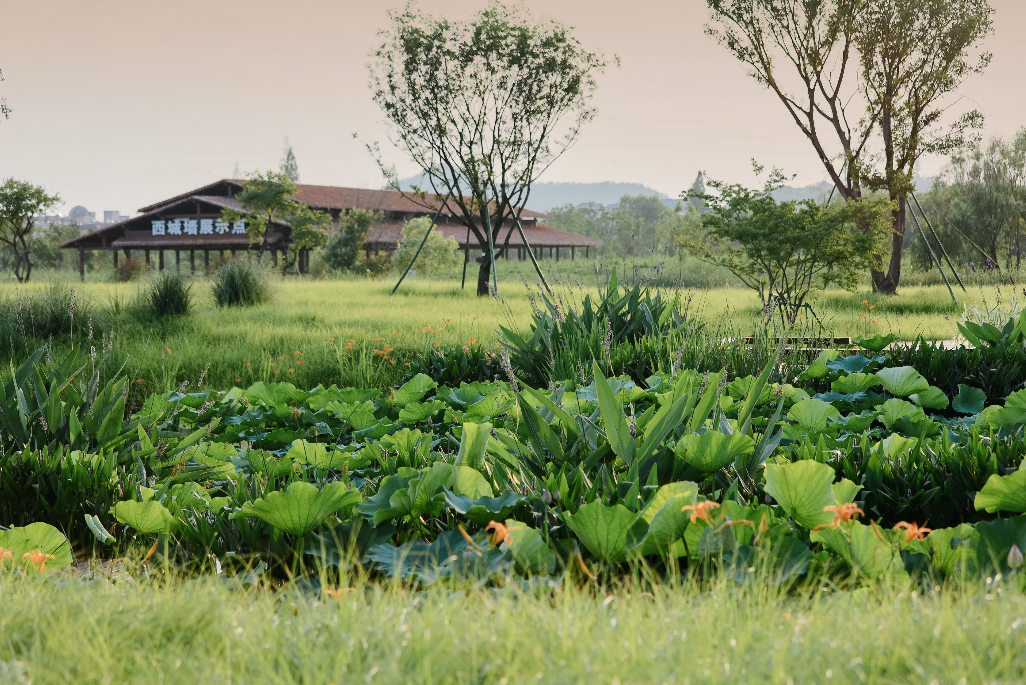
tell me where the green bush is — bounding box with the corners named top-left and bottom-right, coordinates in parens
top-left (114, 255), bottom-right (146, 282)
top-left (392, 217), bottom-right (460, 276)
top-left (145, 271), bottom-right (192, 318)
top-left (212, 260), bottom-right (270, 308)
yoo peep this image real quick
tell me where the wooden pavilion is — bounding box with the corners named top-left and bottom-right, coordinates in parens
top-left (60, 179), bottom-right (603, 279)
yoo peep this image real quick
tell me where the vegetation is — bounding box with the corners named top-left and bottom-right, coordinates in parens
top-left (210, 260), bottom-right (271, 309)
top-left (145, 271), bottom-right (192, 319)
top-left (322, 208), bottom-right (383, 273)
top-left (369, 1), bottom-right (606, 295)
top-left (392, 217), bottom-right (461, 276)
top-left (0, 178), bottom-right (61, 282)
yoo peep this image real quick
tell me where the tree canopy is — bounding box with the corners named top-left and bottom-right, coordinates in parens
top-left (0, 178), bottom-right (61, 283)
top-left (369, 1), bottom-right (606, 295)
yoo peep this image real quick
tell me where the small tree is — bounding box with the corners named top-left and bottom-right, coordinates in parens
top-left (0, 178), bottom-right (61, 283)
top-left (221, 171), bottom-right (331, 275)
top-left (0, 68), bottom-right (9, 121)
top-left (322, 209), bottom-right (382, 272)
top-left (685, 165), bottom-right (891, 326)
top-left (369, 2), bottom-right (606, 295)
top-left (392, 217), bottom-right (461, 276)
top-left (280, 137), bottom-right (300, 183)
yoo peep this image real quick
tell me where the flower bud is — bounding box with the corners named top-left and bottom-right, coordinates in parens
top-left (1008, 544), bottom-right (1023, 569)
top-left (541, 489), bottom-right (552, 506)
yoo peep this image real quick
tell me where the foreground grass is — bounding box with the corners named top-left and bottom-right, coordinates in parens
top-left (2, 572), bottom-right (1025, 684)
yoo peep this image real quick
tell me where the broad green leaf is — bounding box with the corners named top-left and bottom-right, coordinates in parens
top-left (875, 366), bottom-right (929, 397)
top-left (826, 354), bottom-right (873, 375)
top-left (391, 373), bottom-right (437, 406)
top-left (398, 400), bottom-right (446, 424)
top-left (832, 478), bottom-right (862, 505)
top-left (727, 376), bottom-right (772, 406)
top-left (811, 522), bottom-right (905, 579)
top-left (876, 398), bottom-right (926, 430)
top-left (455, 422), bottom-right (491, 471)
top-left (357, 472), bottom-right (414, 525)
top-left (111, 500), bottom-right (177, 534)
top-left (454, 466), bottom-right (493, 499)
top-left (0, 522), bottom-right (73, 571)
top-left (854, 333), bottom-right (899, 353)
top-left (689, 370), bottom-right (723, 433)
top-left (787, 398), bottom-right (841, 433)
top-left (909, 386), bottom-right (948, 411)
top-left (566, 499), bottom-right (639, 564)
top-left (831, 372), bottom-right (880, 394)
top-left (926, 524), bottom-right (976, 576)
top-left (974, 516), bottom-right (1026, 575)
top-left (800, 349), bottom-right (840, 380)
top-left (324, 400), bottom-right (378, 430)
top-left (235, 481), bottom-right (361, 537)
top-left (952, 384), bottom-right (986, 415)
top-left (638, 482), bottom-right (699, 555)
top-left (592, 361), bottom-right (636, 465)
top-left (875, 433), bottom-right (917, 460)
top-left (676, 431), bottom-right (754, 473)
top-left (518, 398), bottom-right (564, 463)
top-left (763, 460), bottom-right (836, 530)
top-left (504, 520), bottom-right (556, 576)
top-left (288, 439), bottom-right (345, 469)
top-left (974, 470), bottom-right (1026, 514)
top-left (636, 393), bottom-right (690, 466)
top-left (444, 490), bottom-right (526, 525)
top-left (520, 386), bottom-right (580, 440)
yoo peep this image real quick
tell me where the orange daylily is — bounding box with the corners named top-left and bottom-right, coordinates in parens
top-left (325, 587), bottom-right (354, 600)
top-left (0, 547), bottom-right (12, 565)
top-left (485, 521), bottom-right (520, 546)
top-left (23, 549), bottom-right (56, 572)
top-left (681, 500), bottom-right (719, 524)
top-left (894, 521), bottom-right (933, 543)
top-left (813, 503), bottom-right (865, 531)
top-left (862, 300), bottom-right (868, 306)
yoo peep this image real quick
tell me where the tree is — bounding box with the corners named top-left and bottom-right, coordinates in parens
top-left (280, 137), bottom-right (300, 183)
top-left (369, 1), bottom-right (606, 295)
top-left (0, 178), bottom-right (61, 282)
top-left (684, 165), bottom-right (891, 326)
top-left (221, 171), bottom-right (331, 275)
top-left (706, 0), bottom-right (993, 294)
top-left (0, 68), bottom-right (9, 121)
top-left (392, 217), bottom-right (461, 276)
top-left (322, 209), bottom-right (382, 272)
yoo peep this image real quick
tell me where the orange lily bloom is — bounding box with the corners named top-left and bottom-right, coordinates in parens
top-left (23, 549), bottom-right (56, 572)
top-left (484, 520), bottom-right (520, 546)
top-left (0, 547), bottom-right (12, 565)
top-left (324, 587), bottom-right (354, 600)
top-left (681, 500), bottom-right (719, 524)
top-left (813, 503), bottom-right (864, 531)
top-left (894, 521), bottom-right (933, 543)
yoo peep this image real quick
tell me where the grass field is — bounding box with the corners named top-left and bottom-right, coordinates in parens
top-left (3, 572), bottom-right (1024, 685)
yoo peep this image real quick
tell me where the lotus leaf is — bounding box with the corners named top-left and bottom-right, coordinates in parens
top-left (763, 460), bottom-right (836, 530)
top-left (324, 400), bottom-right (378, 430)
top-left (676, 431), bottom-right (755, 473)
top-left (826, 354), bottom-right (873, 375)
top-left (0, 522), bottom-right (73, 571)
top-left (973, 516), bottom-right (1026, 575)
top-left (875, 433), bottom-right (918, 460)
top-left (111, 499), bottom-right (178, 534)
top-left (875, 366), bottom-right (929, 397)
top-left (926, 524), bottom-right (976, 576)
top-left (503, 520), bottom-right (556, 575)
top-left (638, 481), bottom-right (699, 555)
top-left (398, 400), bottom-right (446, 424)
top-left (444, 490), bottom-right (526, 525)
top-left (974, 469), bottom-right (1026, 514)
top-left (811, 522), bottom-right (905, 579)
top-left (832, 478), bottom-right (862, 505)
top-left (566, 499), bottom-right (639, 564)
top-left (288, 439), bottom-right (346, 469)
top-left (909, 386), bottom-right (949, 411)
top-left (876, 398), bottom-right (926, 430)
top-left (799, 349), bottom-right (840, 380)
top-left (391, 373), bottom-right (438, 406)
top-left (854, 333), bottom-right (899, 353)
top-left (787, 398), bottom-right (841, 433)
top-left (455, 421), bottom-right (492, 470)
top-left (727, 376), bottom-right (772, 406)
top-left (234, 481), bottom-right (361, 537)
top-left (831, 373), bottom-right (880, 394)
top-left (952, 384), bottom-right (986, 415)
top-left (437, 386), bottom-right (486, 406)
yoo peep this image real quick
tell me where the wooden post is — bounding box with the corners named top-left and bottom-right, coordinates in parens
top-left (219, 249), bottom-right (225, 260)
top-left (113, 250), bottom-right (118, 268)
top-left (230, 249), bottom-right (236, 258)
top-left (555, 246), bottom-right (560, 262)
top-left (571, 246), bottom-right (575, 260)
top-left (190, 250), bottom-right (195, 274)
top-left (585, 246), bottom-right (590, 259)
top-left (78, 247), bottom-right (85, 282)
top-left (175, 250), bottom-right (180, 271)
top-left (158, 249), bottom-right (164, 271)
top-left (145, 250), bottom-right (150, 268)
top-left (204, 250), bottom-right (209, 271)
top-left (272, 250), bottom-right (278, 268)
top-left (123, 249), bottom-right (130, 261)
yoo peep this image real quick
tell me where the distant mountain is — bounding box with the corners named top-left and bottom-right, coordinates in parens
top-left (394, 174), bottom-right (671, 213)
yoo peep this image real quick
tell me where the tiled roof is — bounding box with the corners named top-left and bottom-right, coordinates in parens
top-left (365, 222), bottom-right (603, 248)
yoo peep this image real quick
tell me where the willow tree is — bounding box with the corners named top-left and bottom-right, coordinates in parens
top-left (369, 2), bottom-right (606, 295)
top-left (706, 0), bottom-right (993, 294)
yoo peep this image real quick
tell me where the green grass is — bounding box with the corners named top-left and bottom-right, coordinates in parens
top-left (3, 571), bottom-right (1024, 684)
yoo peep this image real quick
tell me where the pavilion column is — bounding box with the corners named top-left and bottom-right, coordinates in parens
top-left (571, 246), bottom-right (575, 261)
top-left (204, 250), bottom-right (209, 272)
top-left (219, 249), bottom-right (225, 261)
top-left (190, 250), bottom-right (195, 274)
top-left (123, 249), bottom-right (130, 261)
top-left (271, 250), bottom-right (278, 268)
top-left (145, 250), bottom-right (151, 268)
top-left (113, 250), bottom-right (118, 269)
top-left (175, 250), bottom-right (180, 271)
top-left (158, 250), bottom-right (164, 271)
top-left (78, 247), bottom-right (85, 282)
top-left (585, 246), bottom-right (590, 259)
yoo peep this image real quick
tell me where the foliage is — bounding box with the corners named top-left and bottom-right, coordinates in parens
top-left (322, 209), bottom-right (382, 273)
top-left (221, 171), bottom-right (332, 275)
top-left (547, 194), bottom-right (696, 258)
top-left (211, 260), bottom-right (271, 308)
top-left (114, 255), bottom-right (146, 282)
top-left (0, 178), bottom-right (61, 282)
top-left (408, 343), bottom-right (502, 387)
top-left (685, 167), bottom-right (891, 324)
top-left (279, 136), bottom-right (300, 183)
top-left (369, 1), bottom-right (606, 294)
top-left (392, 217), bottom-right (460, 276)
top-left (145, 271), bottom-right (192, 319)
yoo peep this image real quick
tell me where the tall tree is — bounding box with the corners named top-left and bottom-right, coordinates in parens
top-left (221, 171), bottom-right (331, 275)
top-left (280, 137), bottom-right (300, 183)
top-left (369, 1), bottom-right (606, 295)
top-left (706, 0), bottom-right (993, 294)
top-left (0, 178), bottom-right (61, 283)
top-left (0, 68), bottom-right (10, 121)
top-left (856, 0), bottom-right (993, 292)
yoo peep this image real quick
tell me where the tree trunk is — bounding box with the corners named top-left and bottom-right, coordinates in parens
top-left (476, 255), bottom-right (491, 297)
top-left (873, 198), bottom-right (906, 296)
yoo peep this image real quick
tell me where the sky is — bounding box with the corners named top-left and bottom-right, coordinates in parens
top-left (1, 0), bottom-right (1024, 217)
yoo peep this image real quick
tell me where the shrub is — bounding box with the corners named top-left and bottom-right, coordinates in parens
top-left (212, 260), bottom-right (270, 308)
top-left (145, 271), bottom-right (192, 318)
top-left (322, 209), bottom-right (382, 272)
top-left (114, 256), bottom-right (146, 282)
top-left (392, 217), bottom-right (460, 276)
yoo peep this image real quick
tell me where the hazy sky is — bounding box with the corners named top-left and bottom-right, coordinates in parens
top-left (2, 0), bottom-right (1024, 216)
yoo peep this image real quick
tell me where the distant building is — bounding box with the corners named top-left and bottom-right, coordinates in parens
top-left (35, 206), bottom-right (129, 233)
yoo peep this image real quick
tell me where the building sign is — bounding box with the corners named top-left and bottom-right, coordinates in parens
top-left (151, 219), bottom-right (245, 236)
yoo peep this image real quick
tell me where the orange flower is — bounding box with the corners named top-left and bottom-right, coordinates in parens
top-left (473, 316), bottom-right (477, 320)
top-left (0, 547), bottom-right (12, 565)
top-left (23, 549), bottom-right (56, 572)
top-left (869, 305), bottom-right (875, 310)
top-left (681, 500), bottom-right (719, 524)
top-left (166, 348), bottom-right (172, 353)
top-left (446, 318), bottom-right (451, 323)
top-left (424, 327), bottom-right (431, 332)
top-left (136, 379), bottom-right (142, 383)
top-left (235, 378), bottom-right (242, 383)
top-left (245, 362), bottom-right (250, 367)
top-left (297, 360), bottom-right (304, 365)
top-left (404, 362), bottom-right (410, 367)
top-left (467, 337), bottom-right (477, 344)
top-left (269, 363), bottom-right (273, 366)
top-left (324, 587), bottom-right (354, 600)
top-left (871, 320), bottom-right (876, 324)
top-left (295, 351), bottom-right (302, 356)
top-left (329, 338), bottom-right (335, 342)
top-left (288, 369), bottom-right (294, 374)
top-left (279, 357), bottom-right (283, 360)
top-left (374, 349), bottom-right (385, 355)
top-left (462, 346), bottom-right (470, 352)
top-left (346, 344), bottom-right (353, 350)
top-left (349, 339), bottom-right (355, 343)
top-left (862, 300), bottom-right (868, 306)
top-left (813, 503), bottom-right (865, 531)
top-left (274, 370), bottom-right (279, 374)
top-left (433, 343), bottom-right (439, 347)
top-left (393, 331), bottom-right (398, 335)
top-left (485, 520), bottom-right (521, 546)
top-left (894, 521), bottom-right (933, 543)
